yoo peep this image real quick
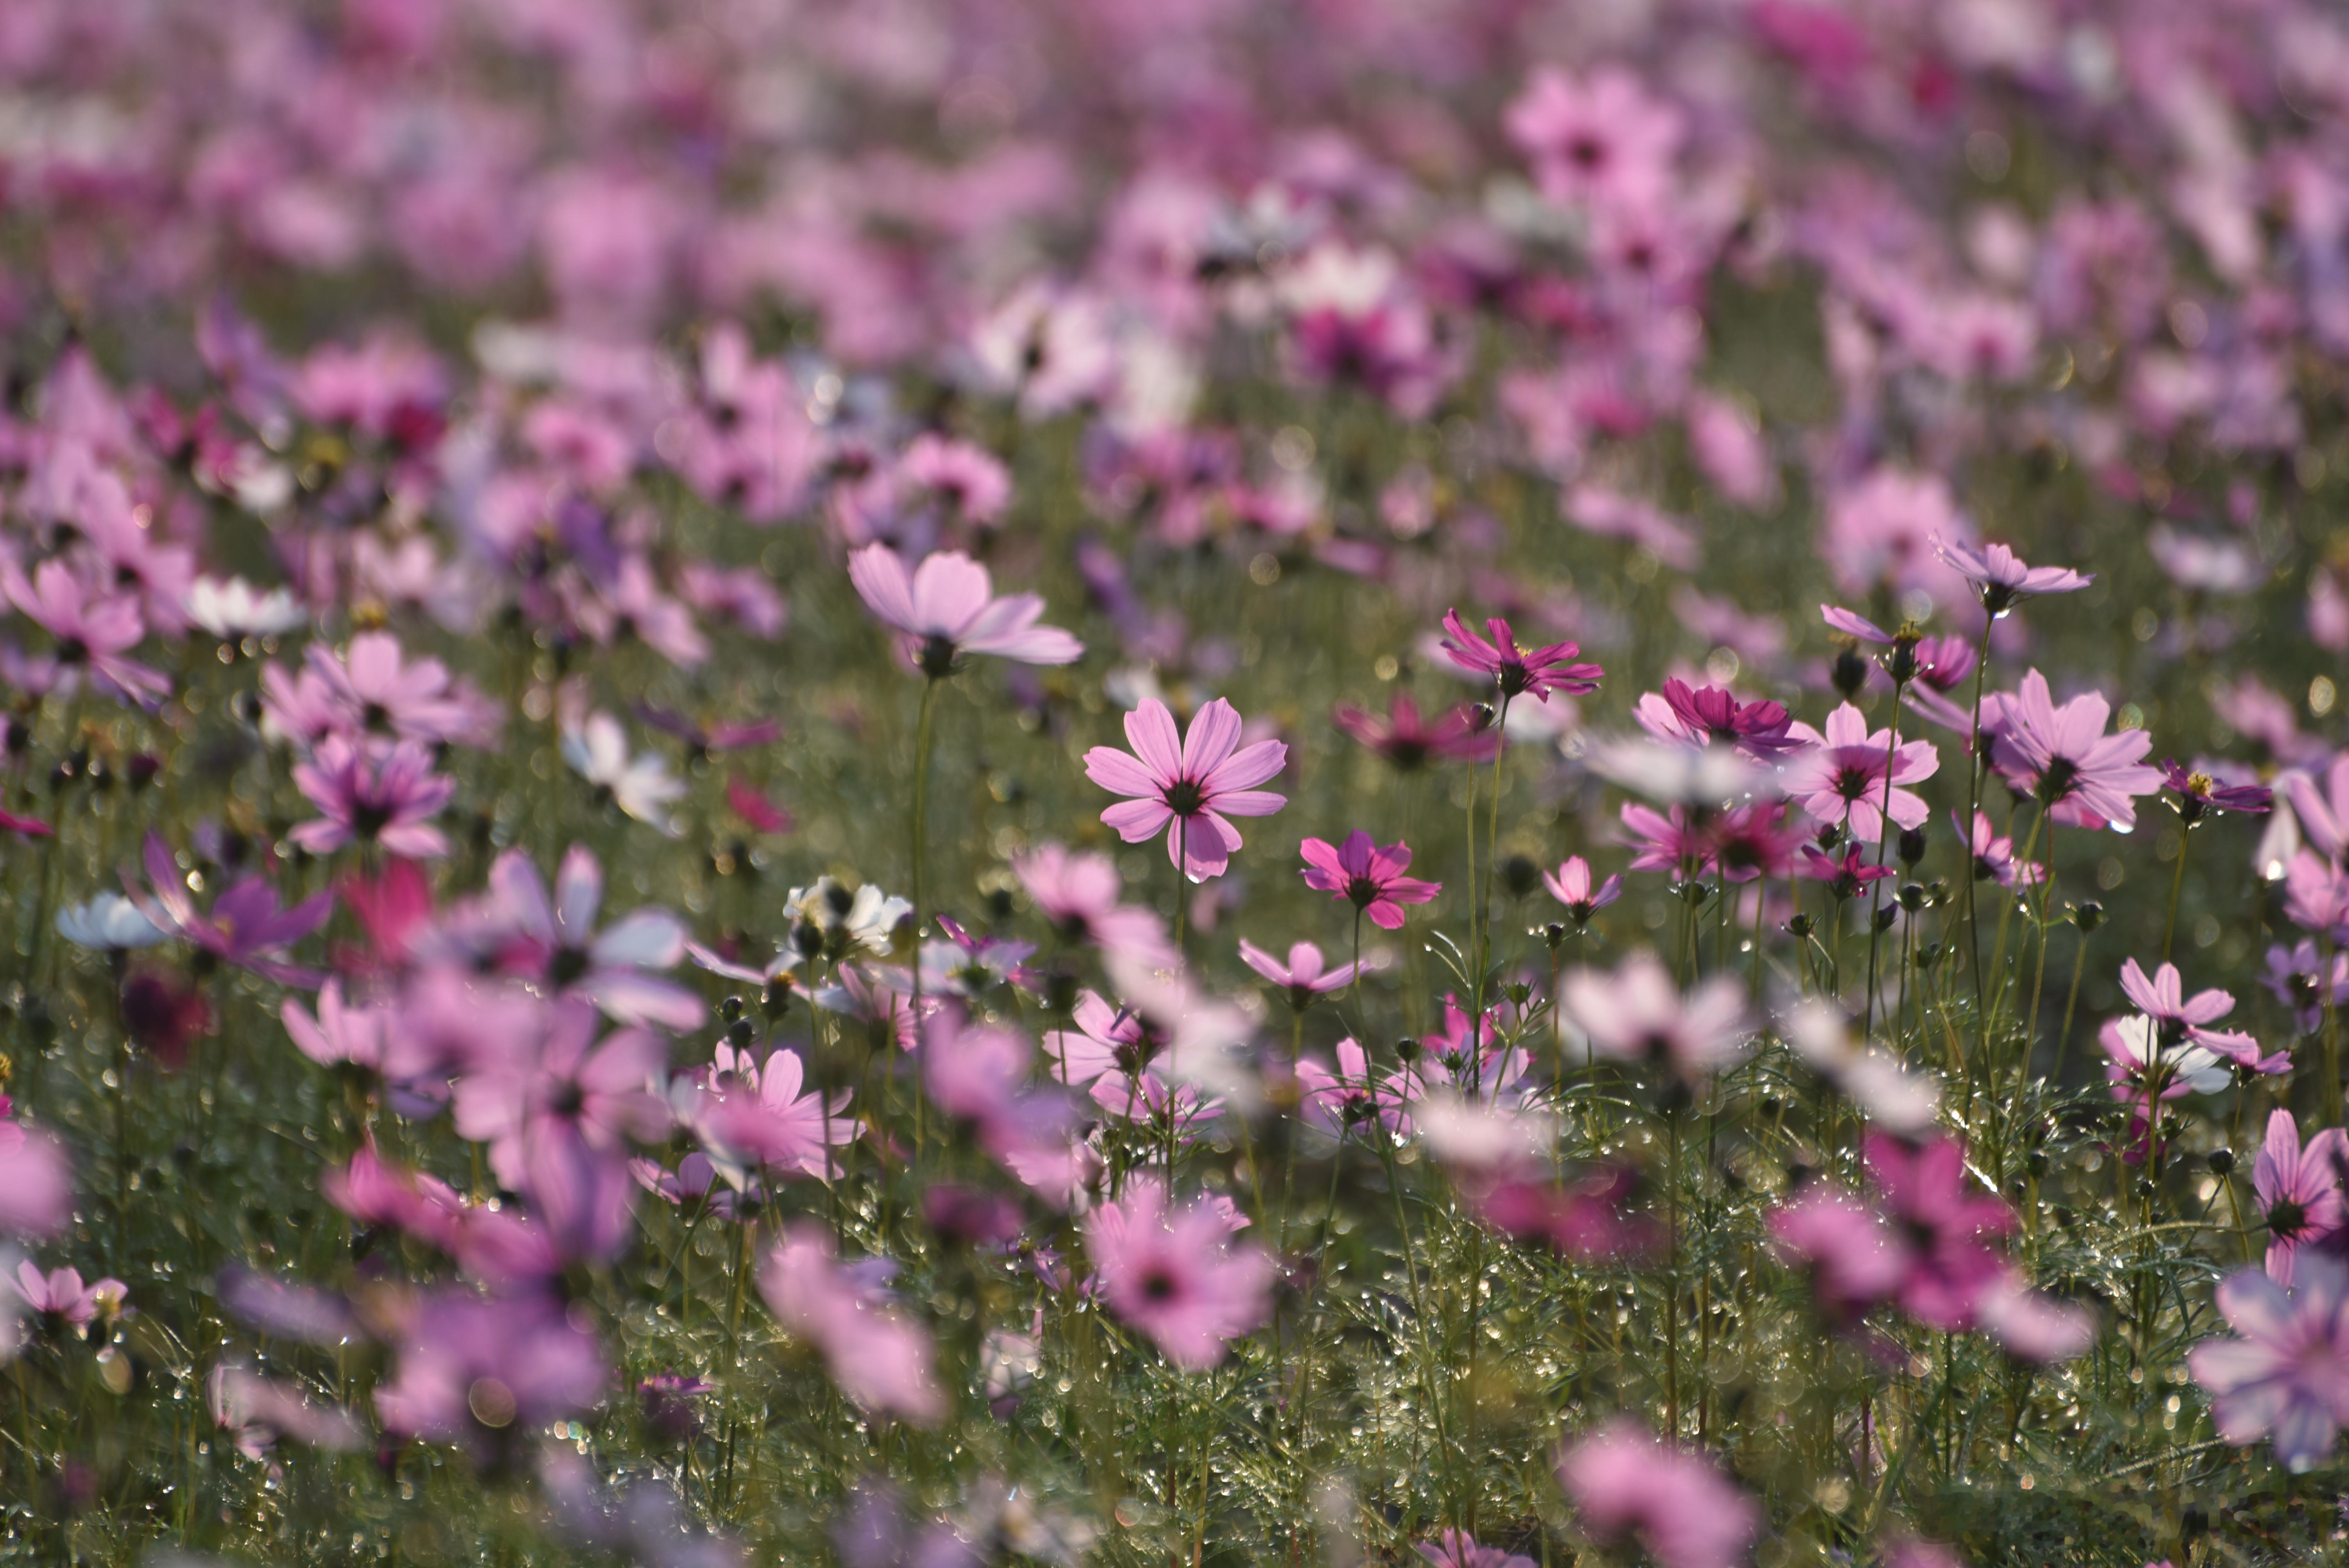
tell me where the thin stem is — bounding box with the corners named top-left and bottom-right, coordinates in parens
top-left (2161, 824), bottom-right (2191, 966)
top-left (2055, 920), bottom-right (2091, 1084)
top-left (1861, 678), bottom-right (1907, 1039)
top-left (2025, 820), bottom-right (2058, 1078)
top-left (1960, 613), bottom-right (1996, 1019)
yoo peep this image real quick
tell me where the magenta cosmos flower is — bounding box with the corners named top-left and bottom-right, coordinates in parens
top-left (2255, 1111), bottom-right (2348, 1286)
top-left (289, 736), bottom-right (456, 860)
top-left (1084, 698), bottom-right (1287, 880)
top-left (1936, 538), bottom-right (2091, 615)
top-left (847, 543), bottom-right (1082, 676)
top-left (374, 1290), bottom-right (608, 1461)
top-left (1299, 831), bottom-right (1440, 929)
top-left (1633, 678), bottom-right (1797, 757)
top-left (3, 558), bottom-right (170, 708)
top-left (1555, 1419), bottom-right (1759, 1568)
top-left (1415, 1531), bottom-right (1534, 1568)
top-left (1986, 670), bottom-right (2162, 830)
top-left (1438, 609), bottom-right (1604, 701)
top-left (1084, 1175), bottom-right (1273, 1370)
top-left (1781, 703), bottom-right (1939, 843)
top-left (128, 832), bottom-right (335, 985)
top-left (2190, 1255), bottom-right (2349, 1472)
top-left (1863, 1131), bottom-right (2015, 1331)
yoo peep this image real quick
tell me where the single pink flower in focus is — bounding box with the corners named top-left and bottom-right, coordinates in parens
top-left (1438, 609), bottom-right (1603, 702)
top-left (1084, 698), bottom-right (1287, 880)
top-left (1084, 1176), bottom-right (1274, 1369)
top-left (289, 736), bottom-right (456, 860)
top-left (2255, 1110), bottom-right (2349, 1286)
top-left (1633, 678), bottom-right (1797, 758)
top-left (1781, 703), bottom-right (1939, 843)
top-left (759, 1225), bottom-right (945, 1425)
top-left (1299, 831), bottom-right (1441, 930)
top-left (1556, 1418), bottom-right (1759, 1568)
top-left (1542, 856), bottom-right (1622, 923)
top-left (2118, 958), bottom-right (2275, 1074)
top-left (1985, 670), bottom-right (2162, 830)
top-left (847, 544), bottom-right (1082, 675)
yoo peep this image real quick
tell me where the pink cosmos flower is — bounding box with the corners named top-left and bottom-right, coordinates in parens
top-left (289, 736), bottom-right (456, 860)
top-left (1957, 810), bottom-right (2043, 890)
top-left (451, 998), bottom-right (670, 1202)
top-left (1633, 678), bottom-right (1798, 757)
top-left (1505, 67), bottom-right (1683, 207)
top-left (127, 832), bottom-right (336, 986)
top-left (1621, 802), bottom-right (1712, 878)
top-left (2283, 754), bottom-right (2349, 863)
top-left (760, 1225), bottom-right (945, 1425)
top-left (1798, 842), bottom-right (1894, 901)
top-left (1, 558), bottom-right (169, 708)
top-left (1555, 1419), bottom-right (1759, 1568)
top-left (374, 1291), bottom-right (608, 1460)
top-left (2255, 1111), bottom-right (2349, 1286)
top-left (1296, 1038), bottom-right (1415, 1139)
top-left (1084, 1176), bottom-right (1274, 1370)
top-left (686, 1044), bottom-right (854, 1182)
top-left (7, 1263), bottom-right (126, 1331)
top-left (2118, 959), bottom-right (2279, 1075)
top-left (1438, 609), bottom-right (1603, 701)
top-left (303, 631), bottom-right (500, 748)
top-left (0, 1119), bottom-right (73, 1239)
top-left (1543, 857), bottom-right (1622, 923)
top-left (1238, 940), bottom-right (1367, 1010)
top-left (847, 544), bottom-right (1082, 675)
top-left (1781, 703), bottom-right (1939, 843)
top-left (1770, 1187), bottom-right (1909, 1323)
top-left (1986, 670), bottom-right (2162, 830)
top-left (1331, 691), bottom-right (1499, 768)
top-left (2264, 940), bottom-right (2349, 1032)
top-left (1560, 953), bottom-right (1750, 1082)
top-left (1299, 831), bottom-right (1440, 930)
top-left (1012, 844), bottom-right (1173, 967)
top-left (1936, 538), bottom-right (2091, 614)
top-left (1863, 1132), bottom-right (2015, 1331)
top-left (1416, 1531), bottom-right (1534, 1568)
top-left (433, 846), bottom-right (703, 1030)
top-left (2190, 1256), bottom-right (2349, 1472)
top-left (1468, 1165), bottom-right (1661, 1263)
top-left (1084, 698), bottom-right (1287, 880)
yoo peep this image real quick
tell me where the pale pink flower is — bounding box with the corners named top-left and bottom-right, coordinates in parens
top-left (1085, 1176), bottom-right (1274, 1369)
top-left (847, 544), bottom-right (1082, 674)
top-left (759, 1225), bottom-right (945, 1425)
top-left (1560, 953), bottom-right (1750, 1082)
top-left (1781, 703), bottom-right (1939, 842)
top-left (1556, 1419), bottom-right (1759, 1568)
top-left (1084, 698), bottom-right (1287, 880)
top-left (2190, 1256), bottom-right (2349, 1472)
top-left (1985, 670), bottom-right (2162, 831)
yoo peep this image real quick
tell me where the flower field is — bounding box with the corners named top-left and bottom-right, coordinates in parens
top-left (2, 2), bottom-right (2349, 1564)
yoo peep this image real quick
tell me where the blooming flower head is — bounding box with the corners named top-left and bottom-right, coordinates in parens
top-left (2117, 959), bottom-right (2281, 1075)
top-left (1560, 953), bottom-right (1750, 1082)
top-left (2264, 939), bottom-right (2349, 1033)
top-left (289, 736), bottom-right (456, 860)
top-left (0, 1119), bottom-right (71, 1240)
top-left (1986, 671), bottom-right (2162, 830)
top-left (434, 846), bottom-right (702, 1030)
top-left (1084, 1176), bottom-right (1273, 1369)
top-left (1770, 1185), bottom-right (1909, 1323)
top-left (759, 1225), bottom-right (945, 1425)
top-left (1438, 609), bottom-right (1603, 701)
top-left (8, 1262), bottom-right (127, 1333)
top-left (1556, 1418), bottom-right (1759, 1568)
top-left (1295, 1038), bottom-right (1415, 1139)
top-left (2190, 1256), bottom-right (2349, 1472)
top-left (1331, 691), bottom-right (1498, 768)
top-left (374, 1290), bottom-right (608, 1460)
top-left (2256, 1111), bottom-right (2349, 1286)
top-left (1012, 844), bottom-right (1171, 967)
top-left (847, 544), bottom-right (1082, 675)
top-left (2, 558), bottom-right (169, 708)
top-left (1299, 831), bottom-right (1440, 930)
top-left (1781, 703), bottom-right (1939, 843)
top-left (1957, 810), bottom-right (2043, 890)
top-left (127, 832), bottom-right (335, 986)
top-left (1415, 1531), bottom-right (1534, 1568)
top-left (304, 631), bottom-right (499, 749)
top-left (1238, 939), bottom-right (1366, 1010)
top-left (2162, 760), bottom-right (2272, 825)
top-left (55, 893), bottom-right (166, 952)
top-left (1084, 698), bottom-right (1287, 880)
top-left (1797, 841), bottom-right (1894, 901)
top-left (562, 713), bottom-right (686, 836)
top-left (2284, 754), bottom-right (2349, 864)
top-left (1936, 538), bottom-right (2091, 615)
top-left (1542, 856), bottom-right (1623, 923)
top-left (1633, 678), bottom-right (1797, 758)
top-left (1862, 1132), bottom-right (2016, 1331)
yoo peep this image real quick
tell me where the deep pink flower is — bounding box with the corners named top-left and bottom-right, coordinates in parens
top-left (2190, 1256), bottom-right (2349, 1472)
top-left (2162, 759), bottom-right (2272, 823)
top-left (1770, 1186), bottom-right (1909, 1322)
top-left (1986, 670), bottom-right (2162, 830)
top-left (1438, 609), bottom-right (1603, 701)
top-left (759, 1225), bottom-right (945, 1425)
top-left (289, 736), bottom-right (455, 860)
top-left (2255, 1110), bottom-right (2348, 1286)
top-left (1084, 698), bottom-right (1287, 880)
top-left (127, 832), bottom-right (335, 986)
top-left (847, 544), bottom-right (1082, 674)
top-left (1542, 857), bottom-right (1622, 922)
top-left (1707, 802), bottom-right (1801, 885)
top-left (1863, 1132), bottom-right (2014, 1331)
top-left (1633, 678), bottom-right (1797, 758)
top-left (1468, 1165), bottom-right (1660, 1263)
top-left (1957, 809), bottom-right (2043, 890)
top-left (1299, 831), bottom-right (1440, 930)
top-left (1238, 940), bottom-right (1367, 1009)
top-left (1798, 841), bottom-right (1894, 900)
top-left (1295, 1038), bottom-right (1415, 1139)
top-left (1936, 538), bottom-right (2092, 614)
top-left (1781, 703), bottom-right (1939, 842)
top-left (1560, 954), bottom-right (1750, 1081)
top-left (1084, 1176), bottom-right (1273, 1369)
top-left (1620, 802), bottom-right (1712, 878)
top-left (1555, 1419), bottom-right (1759, 1568)
top-left (1331, 691), bottom-right (1499, 768)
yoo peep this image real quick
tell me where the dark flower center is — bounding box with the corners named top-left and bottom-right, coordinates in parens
top-left (1834, 766), bottom-right (1874, 801)
top-left (917, 634), bottom-right (958, 680)
top-left (2037, 755), bottom-right (2081, 805)
top-left (549, 1080), bottom-right (586, 1120)
top-left (550, 946), bottom-right (590, 986)
top-left (56, 637), bottom-right (88, 666)
top-left (350, 801), bottom-right (392, 840)
top-left (2270, 1198), bottom-right (2309, 1238)
top-left (1568, 135), bottom-right (1606, 170)
top-left (1346, 875), bottom-right (1381, 909)
top-left (1163, 779), bottom-right (1206, 815)
top-left (1137, 1266), bottom-right (1180, 1303)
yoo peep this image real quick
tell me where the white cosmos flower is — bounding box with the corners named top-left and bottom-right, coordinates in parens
top-left (56, 893), bottom-right (167, 951)
top-left (186, 577), bottom-right (307, 640)
top-left (561, 712), bottom-right (685, 836)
